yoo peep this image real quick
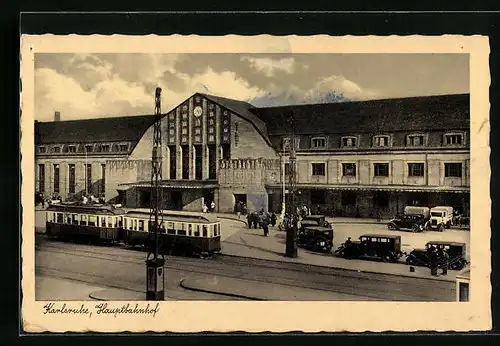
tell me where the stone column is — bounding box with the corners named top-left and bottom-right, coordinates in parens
top-left (202, 98), bottom-right (209, 180)
top-left (188, 97), bottom-right (195, 180)
top-left (176, 108), bottom-right (182, 180)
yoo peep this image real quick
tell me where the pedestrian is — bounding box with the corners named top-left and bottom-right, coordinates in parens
top-left (430, 247), bottom-right (439, 276)
top-left (270, 212), bottom-right (277, 227)
top-left (211, 201), bottom-right (215, 212)
top-left (439, 247), bottom-right (449, 276)
top-left (202, 204), bottom-right (208, 213)
top-left (260, 213), bottom-right (269, 236)
top-left (236, 202), bottom-right (241, 219)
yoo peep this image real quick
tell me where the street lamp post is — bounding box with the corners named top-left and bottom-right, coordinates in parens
top-left (146, 87), bottom-right (166, 301)
top-left (285, 113), bottom-right (298, 258)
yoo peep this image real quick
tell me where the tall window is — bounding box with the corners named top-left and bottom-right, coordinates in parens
top-left (38, 164), bottom-right (45, 193)
top-left (208, 144), bottom-right (217, 180)
top-left (407, 134), bottom-right (425, 147)
top-left (341, 137), bottom-right (357, 148)
top-left (311, 137), bottom-right (326, 149)
top-left (342, 163), bottom-right (356, 177)
top-left (101, 164), bottom-right (106, 195)
top-left (445, 163), bottom-right (463, 178)
top-left (408, 163), bottom-right (424, 177)
top-left (373, 135), bottom-right (390, 147)
top-left (444, 133), bottom-right (464, 146)
top-left (169, 146), bottom-right (177, 179)
top-left (53, 164), bottom-right (60, 194)
top-left (311, 163), bottom-right (325, 176)
top-left (181, 145), bottom-right (189, 179)
top-left (86, 164), bottom-right (92, 194)
top-left (68, 164), bottom-right (76, 193)
top-left (374, 163), bottom-right (389, 177)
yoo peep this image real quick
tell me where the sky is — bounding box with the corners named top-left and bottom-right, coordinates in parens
top-left (34, 53), bottom-right (469, 122)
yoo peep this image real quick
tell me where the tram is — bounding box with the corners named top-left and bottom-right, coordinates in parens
top-left (45, 203), bottom-right (126, 243)
top-left (121, 210), bottom-right (222, 257)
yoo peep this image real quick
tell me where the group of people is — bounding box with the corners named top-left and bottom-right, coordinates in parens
top-left (202, 201), bottom-right (216, 213)
top-left (234, 201), bottom-right (248, 219)
top-left (428, 246), bottom-right (450, 276)
top-left (247, 209), bottom-right (277, 237)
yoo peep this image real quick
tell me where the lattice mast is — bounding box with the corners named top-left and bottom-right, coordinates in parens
top-left (285, 113), bottom-right (298, 258)
top-left (148, 87), bottom-right (164, 260)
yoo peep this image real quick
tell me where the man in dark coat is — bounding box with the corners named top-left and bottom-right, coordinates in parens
top-left (438, 248), bottom-right (449, 276)
top-left (270, 212), bottom-right (277, 227)
top-left (260, 213), bottom-right (269, 236)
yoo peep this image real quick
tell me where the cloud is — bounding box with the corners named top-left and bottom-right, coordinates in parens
top-left (34, 54), bottom-right (267, 121)
top-left (309, 75), bottom-right (379, 101)
top-left (241, 56), bottom-right (296, 77)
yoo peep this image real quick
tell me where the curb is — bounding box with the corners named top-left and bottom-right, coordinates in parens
top-left (218, 253), bottom-right (457, 283)
top-left (217, 215), bottom-right (248, 225)
top-left (179, 278), bottom-right (265, 301)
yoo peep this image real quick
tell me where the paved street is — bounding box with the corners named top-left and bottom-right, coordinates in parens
top-left (35, 234), bottom-right (456, 301)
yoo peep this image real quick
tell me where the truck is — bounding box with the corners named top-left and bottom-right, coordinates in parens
top-left (428, 206), bottom-right (454, 232)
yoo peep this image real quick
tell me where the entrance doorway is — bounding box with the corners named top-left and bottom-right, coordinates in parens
top-left (234, 194), bottom-right (247, 213)
top-left (204, 190), bottom-right (215, 209)
top-left (170, 191), bottom-right (182, 210)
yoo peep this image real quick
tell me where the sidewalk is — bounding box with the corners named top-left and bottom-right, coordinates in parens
top-left (216, 212), bottom-right (391, 225)
top-left (180, 276), bottom-right (380, 301)
top-left (220, 227), bottom-right (459, 282)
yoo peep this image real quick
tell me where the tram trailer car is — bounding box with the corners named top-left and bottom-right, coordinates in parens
top-left (45, 203), bottom-right (126, 243)
top-left (121, 210), bottom-right (222, 257)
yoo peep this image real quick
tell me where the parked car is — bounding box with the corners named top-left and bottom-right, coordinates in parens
top-left (427, 206), bottom-right (454, 231)
top-left (387, 206), bottom-right (430, 232)
top-left (335, 234), bottom-right (404, 263)
top-left (297, 226), bottom-right (334, 253)
top-left (406, 241), bottom-right (468, 270)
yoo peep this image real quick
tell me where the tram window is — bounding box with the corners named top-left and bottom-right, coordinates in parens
top-left (133, 219), bottom-right (137, 230)
top-left (167, 229), bottom-right (176, 235)
top-left (194, 225), bottom-right (200, 237)
top-left (109, 217), bottom-right (114, 228)
top-left (178, 230), bottom-right (187, 236)
top-left (118, 217), bottom-right (123, 227)
top-left (56, 213), bottom-right (63, 223)
top-left (139, 220), bottom-right (144, 231)
top-left (188, 230), bottom-right (192, 236)
top-left (80, 215), bottom-right (87, 226)
top-left (188, 224), bottom-right (192, 234)
top-left (202, 225), bottom-right (208, 237)
top-left (101, 217), bottom-right (106, 227)
top-left (72, 215), bottom-right (78, 225)
top-left (66, 214), bottom-right (71, 224)
top-left (88, 215), bottom-right (96, 226)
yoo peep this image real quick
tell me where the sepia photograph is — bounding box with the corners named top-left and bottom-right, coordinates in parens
top-left (21, 35), bottom-right (491, 332)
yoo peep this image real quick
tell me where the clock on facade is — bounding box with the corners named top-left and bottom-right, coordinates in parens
top-left (193, 106), bottom-right (203, 117)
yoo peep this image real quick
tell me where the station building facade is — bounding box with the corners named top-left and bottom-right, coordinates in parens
top-left (35, 92), bottom-right (470, 218)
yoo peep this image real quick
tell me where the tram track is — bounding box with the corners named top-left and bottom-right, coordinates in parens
top-left (37, 238), bottom-right (452, 292)
top-left (36, 239), bottom-right (454, 301)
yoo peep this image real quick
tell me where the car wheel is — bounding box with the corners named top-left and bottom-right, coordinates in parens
top-left (406, 257), bottom-right (413, 265)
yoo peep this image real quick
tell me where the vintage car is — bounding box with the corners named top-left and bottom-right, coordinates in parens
top-left (406, 241), bottom-right (468, 270)
top-left (297, 226), bottom-right (334, 253)
top-left (298, 214), bottom-right (333, 235)
top-left (335, 234), bottom-right (404, 263)
top-left (427, 206), bottom-right (454, 231)
top-left (387, 206), bottom-right (430, 232)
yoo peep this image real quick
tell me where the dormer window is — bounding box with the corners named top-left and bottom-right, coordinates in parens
top-left (444, 132), bottom-right (464, 146)
top-left (373, 135), bottom-right (390, 147)
top-left (311, 137), bottom-right (326, 149)
top-left (119, 144), bottom-right (129, 152)
top-left (281, 137), bottom-right (299, 151)
top-left (341, 136), bottom-right (357, 148)
top-left (407, 134), bottom-right (425, 147)
top-left (39, 146), bottom-right (46, 153)
top-left (85, 145), bottom-right (93, 153)
top-left (101, 144), bottom-right (110, 152)
top-left (68, 145), bottom-right (76, 153)
top-left (51, 146), bottom-right (61, 153)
